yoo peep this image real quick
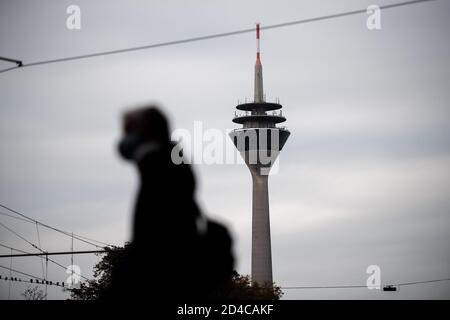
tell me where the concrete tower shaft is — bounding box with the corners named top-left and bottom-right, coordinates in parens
top-left (250, 171), bottom-right (272, 284)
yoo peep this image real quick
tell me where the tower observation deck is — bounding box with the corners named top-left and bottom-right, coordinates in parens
top-left (229, 23), bottom-right (290, 287)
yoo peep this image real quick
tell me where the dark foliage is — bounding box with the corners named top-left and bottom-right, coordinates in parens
top-left (70, 246), bottom-right (283, 300)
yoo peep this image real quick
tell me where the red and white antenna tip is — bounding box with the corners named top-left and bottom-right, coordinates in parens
top-left (256, 23), bottom-right (261, 61)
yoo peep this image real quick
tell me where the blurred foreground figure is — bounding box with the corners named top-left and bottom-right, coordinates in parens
top-left (103, 106), bottom-right (234, 300)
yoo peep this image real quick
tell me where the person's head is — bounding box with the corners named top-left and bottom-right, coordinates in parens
top-left (118, 105), bottom-right (170, 161)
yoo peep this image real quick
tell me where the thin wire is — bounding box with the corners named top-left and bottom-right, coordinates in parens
top-left (0, 211), bottom-right (32, 223)
top-left (1, 242), bottom-right (448, 291)
top-left (0, 0), bottom-right (439, 74)
top-left (35, 222), bottom-right (45, 279)
top-left (0, 203), bottom-right (112, 248)
top-left (0, 56), bottom-right (22, 65)
top-left (0, 243), bottom-right (28, 254)
top-left (2, 224), bottom-right (449, 290)
top-left (0, 244), bottom-right (82, 279)
top-left (0, 264), bottom-right (46, 282)
top-left (41, 255), bottom-right (90, 282)
top-left (71, 233), bottom-right (74, 288)
top-left (0, 273), bottom-right (74, 291)
top-left (398, 278), bottom-right (450, 286)
top-left (8, 249), bottom-right (12, 300)
top-left (0, 204), bottom-right (109, 247)
top-left (45, 254), bottom-right (48, 300)
top-left (0, 249), bottom-right (108, 258)
top-left (0, 274), bottom-right (447, 294)
top-left (282, 285), bottom-right (367, 289)
top-left (281, 278), bottom-right (450, 289)
top-left (0, 66), bottom-right (20, 74)
top-left (262, 0), bottom-right (438, 31)
top-left (2, 218), bottom-right (449, 291)
top-left (0, 221), bottom-right (43, 252)
top-left (0, 222), bottom-right (91, 281)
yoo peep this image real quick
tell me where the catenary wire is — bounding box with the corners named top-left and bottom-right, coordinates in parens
top-left (0, 204), bottom-right (112, 248)
top-left (0, 223), bottom-right (91, 281)
top-left (0, 0), bottom-right (440, 74)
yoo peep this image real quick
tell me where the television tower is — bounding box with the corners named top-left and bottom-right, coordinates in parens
top-left (229, 24), bottom-right (290, 286)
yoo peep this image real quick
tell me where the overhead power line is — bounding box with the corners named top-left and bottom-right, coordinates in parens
top-left (0, 203), bottom-right (113, 248)
top-left (0, 221), bottom-right (42, 252)
top-left (282, 285), bottom-right (367, 289)
top-left (0, 267), bottom-right (73, 291)
top-left (281, 278), bottom-right (450, 290)
top-left (1, 241), bottom-right (448, 292)
top-left (0, 211), bottom-right (31, 223)
top-left (0, 243), bottom-right (29, 254)
top-left (0, 222), bottom-right (92, 282)
top-left (0, 210), bottom-right (111, 248)
top-left (0, 56), bottom-right (22, 66)
top-left (0, 250), bottom-right (109, 258)
top-left (0, 264), bottom-right (45, 282)
top-left (0, 0), bottom-right (439, 74)
top-left (0, 274), bottom-right (73, 290)
top-left (396, 278), bottom-right (450, 286)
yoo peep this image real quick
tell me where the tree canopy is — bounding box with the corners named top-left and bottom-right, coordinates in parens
top-left (70, 244), bottom-right (283, 300)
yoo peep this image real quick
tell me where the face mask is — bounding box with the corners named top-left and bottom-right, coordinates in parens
top-left (117, 133), bottom-right (142, 160)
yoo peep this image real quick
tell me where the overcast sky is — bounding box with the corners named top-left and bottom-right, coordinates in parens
top-left (1, 0), bottom-right (449, 300)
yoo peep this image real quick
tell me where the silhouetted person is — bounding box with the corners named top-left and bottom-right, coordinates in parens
top-left (103, 106), bottom-right (234, 301)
